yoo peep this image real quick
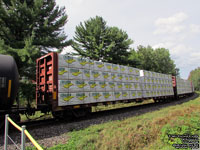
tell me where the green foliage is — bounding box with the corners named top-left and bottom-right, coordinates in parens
top-left (20, 111), bottom-right (53, 121)
top-left (0, 0), bottom-right (70, 79)
top-left (128, 48), bottom-right (141, 67)
top-left (0, 0), bottom-right (70, 51)
top-left (161, 113), bottom-right (200, 149)
top-left (49, 126), bottom-right (104, 150)
top-left (188, 67), bottom-right (200, 90)
top-left (72, 16), bottom-right (133, 65)
top-left (0, 37), bottom-right (40, 79)
top-left (19, 78), bottom-right (35, 105)
top-left (129, 45), bottom-right (178, 75)
top-left (153, 48), bottom-right (177, 75)
top-left (136, 45), bottom-right (155, 70)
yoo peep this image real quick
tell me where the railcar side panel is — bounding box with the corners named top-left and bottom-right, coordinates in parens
top-left (57, 54), bottom-right (143, 106)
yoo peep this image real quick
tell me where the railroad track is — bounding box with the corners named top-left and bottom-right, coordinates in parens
top-left (0, 93), bottom-right (198, 149)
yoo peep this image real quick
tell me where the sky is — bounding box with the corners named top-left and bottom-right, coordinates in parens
top-left (56, 0), bottom-right (200, 79)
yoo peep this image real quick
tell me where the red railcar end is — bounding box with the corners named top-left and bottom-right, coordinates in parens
top-left (36, 52), bottom-right (58, 111)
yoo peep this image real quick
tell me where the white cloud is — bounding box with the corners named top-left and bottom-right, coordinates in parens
top-left (152, 42), bottom-right (174, 49)
top-left (171, 44), bottom-right (192, 56)
top-left (154, 26), bottom-right (185, 35)
top-left (190, 24), bottom-right (200, 33)
top-left (189, 52), bottom-right (200, 65)
top-left (154, 12), bottom-right (188, 34)
top-left (155, 12), bottom-right (188, 26)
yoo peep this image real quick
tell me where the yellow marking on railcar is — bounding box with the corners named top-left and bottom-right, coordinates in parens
top-left (7, 80), bottom-right (12, 98)
top-left (53, 91), bottom-right (57, 100)
top-left (54, 107), bottom-right (64, 111)
top-left (73, 105), bottom-right (80, 109)
top-left (107, 102), bottom-right (111, 105)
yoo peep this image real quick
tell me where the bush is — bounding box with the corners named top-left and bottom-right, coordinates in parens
top-left (161, 113), bottom-right (200, 149)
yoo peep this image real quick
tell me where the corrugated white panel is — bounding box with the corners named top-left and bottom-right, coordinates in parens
top-left (93, 61), bottom-right (104, 71)
top-left (122, 91), bottom-right (129, 99)
top-left (112, 64), bottom-right (120, 73)
top-left (82, 69), bottom-right (91, 80)
top-left (104, 63), bottom-right (112, 72)
top-left (90, 92), bottom-right (105, 102)
top-left (91, 70), bottom-right (104, 81)
top-left (120, 65), bottom-right (128, 74)
top-left (68, 68), bottom-right (83, 80)
top-left (57, 54), bottom-right (177, 106)
top-left (108, 82), bottom-right (115, 91)
top-left (103, 92), bottom-right (114, 101)
top-left (116, 82), bottom-right (123, 91)
top-left (58, 93), bottom-right (84, 106)
top-left (58, 67), bottom-right (69, 80)
top-left (114, 91), bottom-right (122, 100)
top-left (88, 81), bottom-right (97, 92)
top-left (102, 72), bottom-right (112, 81)
top-left (96, 81), bottom-right (107, 92)
top-left (128, 67), bottom-right (135, 75)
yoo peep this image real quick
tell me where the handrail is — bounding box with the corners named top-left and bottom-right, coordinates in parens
top-left (4, 114), bottom-right (44, 150)
top-left (7, 117), bottom-right (22, 131)
top-left (24, 130), bottom-right (43, 150)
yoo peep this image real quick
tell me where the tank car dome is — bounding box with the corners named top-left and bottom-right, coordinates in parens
top-left (0, 54), bottom-right (19, 109)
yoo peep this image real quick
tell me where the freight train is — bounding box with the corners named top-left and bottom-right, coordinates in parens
top-left (0, 53), bottom-right (194, 127)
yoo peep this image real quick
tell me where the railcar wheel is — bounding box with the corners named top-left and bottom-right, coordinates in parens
top-left (52, 111), bottom-right (64, 120)
top-left (52, 111), bottom-right (73, 121)
top-left (72, 107), bottom-right (91, 118)
top-left (153, 99), bottom-right (159, 103)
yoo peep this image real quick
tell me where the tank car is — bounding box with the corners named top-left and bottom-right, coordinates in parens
top-left (0, 54), bottom-right (19, 109)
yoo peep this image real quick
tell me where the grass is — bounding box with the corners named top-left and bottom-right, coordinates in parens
top-left (20, 111), bottom-right (53, 122)
top-left (48, 92), bottom-right (200, 150)
top-left (16, 99), bottom-right (53, 122)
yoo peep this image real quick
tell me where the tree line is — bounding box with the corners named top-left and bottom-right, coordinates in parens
top-left (0, 0), bottom-right (181, 101)
top-left (188, 68), bottom-right (200, 90)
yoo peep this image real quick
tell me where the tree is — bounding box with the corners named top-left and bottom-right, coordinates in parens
top-left (153, 47), bottom-right (177, 75)
top-left (72, 16), bottom-right (133, 65)
top-left (0, 37), bottom-right (40, 79)
top-left (128, 48), bottom-right (141, 68)
top-left (0, 0), bottom-right (70, 104)
top-left (128, 45), bottom-right (178, 75)
top-left (0, 0), bottom-right (70, 79)
top-left (188, 67), bottom-right (200, 90)
top-left (0, 0), bottom-right (70, 51)
top-left (136, 45), bottom-right (155, 70)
